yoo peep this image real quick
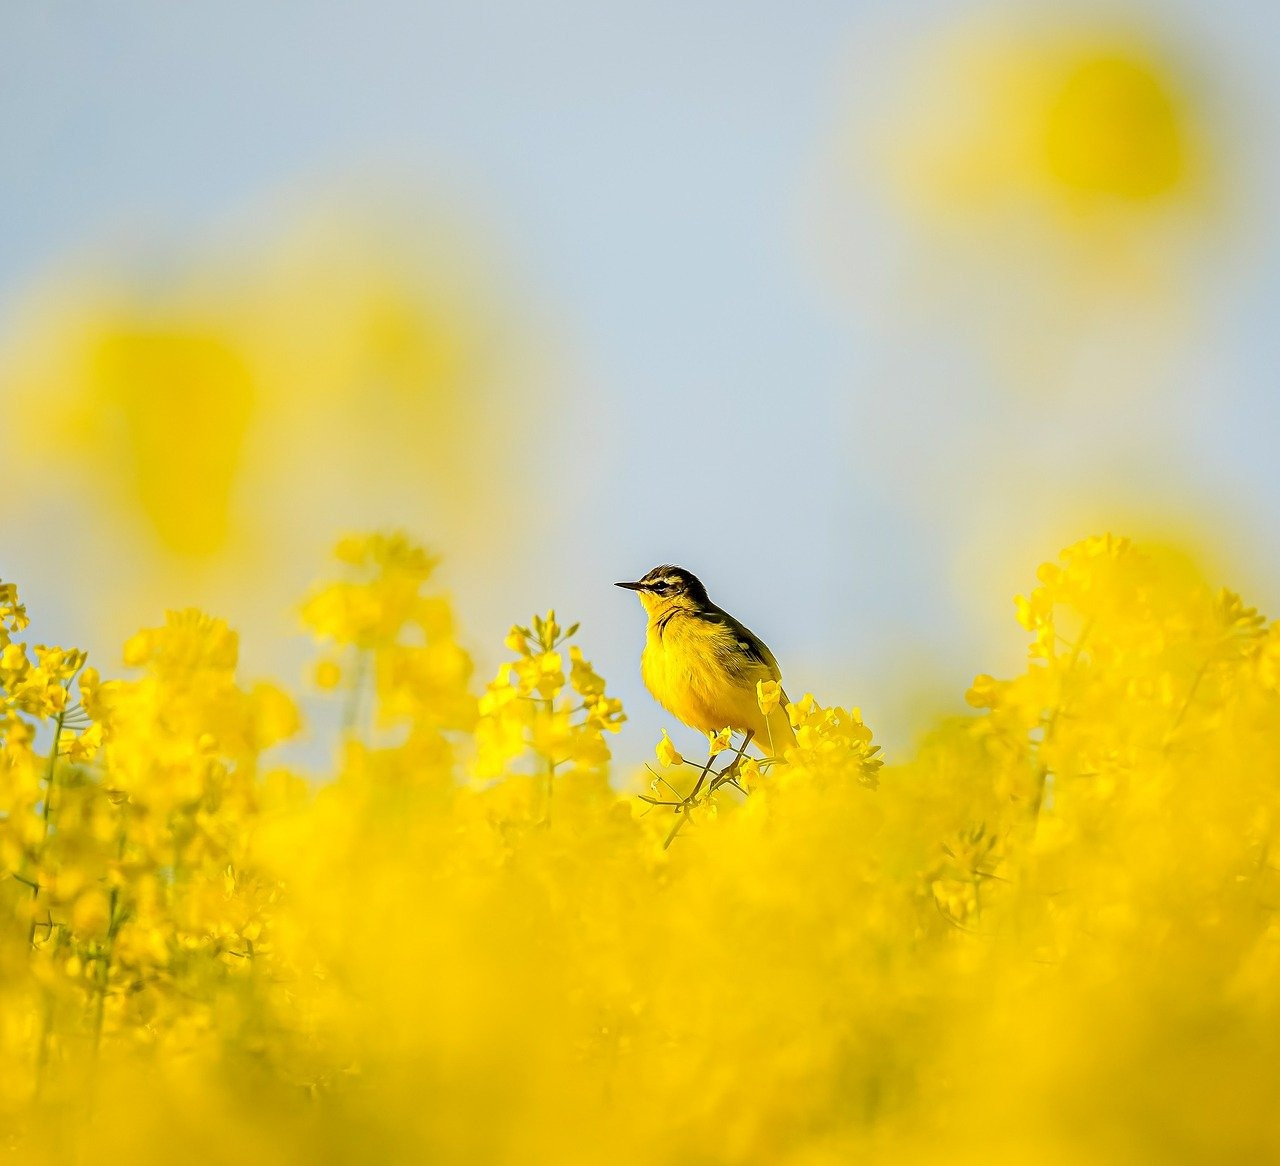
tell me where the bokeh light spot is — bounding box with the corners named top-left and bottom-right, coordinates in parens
top-left (1045, 49), bottom-right (1187, 203)
top-left (87, 327), bottom-right (255, 558)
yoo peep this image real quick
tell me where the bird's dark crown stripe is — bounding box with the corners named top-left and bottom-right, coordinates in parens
top-left (635, 565), bottom-right (709, 603)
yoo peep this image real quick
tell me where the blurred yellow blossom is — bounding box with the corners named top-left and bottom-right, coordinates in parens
top-left (834, 13), bottom-right (1229, 399)
top-left (0, 533), bottom-right (1278, 1164)
top-left (312, 658), bottom-right (342, 690)
top-left (884, 22), bottom-right (1203, 220)
top-left (2, 209), bottom-right (555, 667)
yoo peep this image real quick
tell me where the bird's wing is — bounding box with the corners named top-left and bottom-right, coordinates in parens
top-left (700, 607), bottom-right (783, 683)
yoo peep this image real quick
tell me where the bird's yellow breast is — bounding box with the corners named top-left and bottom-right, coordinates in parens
top-left (641, 614), bottom-right (766, 736)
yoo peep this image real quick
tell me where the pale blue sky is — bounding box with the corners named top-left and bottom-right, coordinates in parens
top-left (3, 1), bottom-right (1279, 765)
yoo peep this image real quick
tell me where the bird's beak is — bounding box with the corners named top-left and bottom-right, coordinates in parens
top-left (615, 580), bottom-right (645, 591)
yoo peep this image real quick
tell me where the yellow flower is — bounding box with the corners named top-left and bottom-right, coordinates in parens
top-left (63, 721), bottom-right (103, 764)
top-left (756, 678), bottom-right (782, 716)
top-left (313, 658), bottom-right (342, 690)
top-left (0, 642), bottom-right (27, 676)
top-left (70, 887), bottom-right (112, 940)
top-left (5, 532), bottom-right (1280, 1163)
top-left (655, 731), bottom-right (684, 769)
top-left (965, 673), bottom-right (1002, 709)
top-left (737, 756), bottom-right (763, 792)
top-left (569, 646), bottom-right (606, 699)
top-left (249, 683), bottom-right (301, 751)
top-left (708, 726), bottom-right (734, 754)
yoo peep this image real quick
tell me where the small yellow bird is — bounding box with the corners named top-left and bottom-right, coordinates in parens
top-left (616, 565), bottom-right (796, 756)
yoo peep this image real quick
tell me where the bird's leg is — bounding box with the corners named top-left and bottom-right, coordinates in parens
top-left (692, 730), bottom-right (755, 801)
top-left (662, 732), bottom-right (757, 850)
top-left (684, 749), bottom-right (720, 805)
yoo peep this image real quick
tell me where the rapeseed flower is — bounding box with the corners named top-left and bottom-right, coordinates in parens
top-left (1, 533), bottom-right (1278, 1163)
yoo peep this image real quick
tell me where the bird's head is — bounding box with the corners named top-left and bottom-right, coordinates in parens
top-left (615, 565), bottom-right (709, 618)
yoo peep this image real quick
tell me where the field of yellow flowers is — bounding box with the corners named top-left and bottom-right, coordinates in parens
top-left (2, 530), bottom-right (1279, 1163)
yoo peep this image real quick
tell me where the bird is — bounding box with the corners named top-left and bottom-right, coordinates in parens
top-left (615, 565), bottom-right (796, 757)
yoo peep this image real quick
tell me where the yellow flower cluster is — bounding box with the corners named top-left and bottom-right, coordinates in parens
top-left (301, 531), bottom-right (476, 753)
top-left (2, 532), bottom-right (1278, 1163)
top-left (473, 610), bottom-right (626, 803)
top-left (0, 596), bottom-right (299, 1116)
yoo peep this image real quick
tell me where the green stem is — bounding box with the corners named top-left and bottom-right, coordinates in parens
top-left (91, 823), bottom-right (129, 1056)
top-left (27, 705), bottom-right (68, 947)
top-left (1162, 658), bottom-right (1211, 752)
top-left (343, 647), bottom-right (371, 740)
top-left (1030, 618), bottom-right (1094, 823)
top-left (33, 988), bottom-right (55, 1097)
top-left (662, 733), bottom-right (754, 851)
top-left (542, 697), bottom-right (555, 824)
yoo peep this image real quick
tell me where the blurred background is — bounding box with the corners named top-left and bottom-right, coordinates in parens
top-left (2, 0), bottom-right (1278, 766)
